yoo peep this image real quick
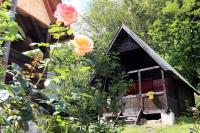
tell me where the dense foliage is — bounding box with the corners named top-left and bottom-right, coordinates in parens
top-left (0, 1), bottom-right (24, 79)
top-left (0, 1), bottom-right (129, 132)
top-left (85, 0), bottom-right (200, 90)
top-left (0, 1), bottom-right (24, 44)
top-left (0, 0), bottom-right (200, 132)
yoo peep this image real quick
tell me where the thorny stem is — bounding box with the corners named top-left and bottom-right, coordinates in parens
top-left (35, 39), bottom-right (60, 86)
top-left (28, 62), bottom-right (37, 77)
top-left (35, 60), bottom-right (49, 86)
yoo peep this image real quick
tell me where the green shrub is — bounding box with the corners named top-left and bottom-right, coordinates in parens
top-left (195, 95), bottom-right (200, 111)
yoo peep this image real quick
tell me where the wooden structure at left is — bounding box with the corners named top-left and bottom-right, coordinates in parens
top-left (2, 0), bottom-right (61, 88)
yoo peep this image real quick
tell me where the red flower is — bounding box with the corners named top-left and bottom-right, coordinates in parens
top-left (54, 3), bottom-right (78, 26)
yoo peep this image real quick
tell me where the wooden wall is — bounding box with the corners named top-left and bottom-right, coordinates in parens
top-left (165, 73), bottom-right (180, 116)
top-left (1, 0), bottom-right (60, 26)
top-left (143, 95), bottom-right (165, 113)
top-left (16, 0), bottom-right (51, 26)
top-left (165, 73), bottom-right (195, 116)
top-left (177, 81), bottom-right (195, 113)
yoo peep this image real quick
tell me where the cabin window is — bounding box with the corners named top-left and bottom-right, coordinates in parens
top-left (141, 69), bottom-right (163, 93)
top-left (126, 68), bottom-right (163, 96)
top-left (127, 80), bottom-right (139, 95)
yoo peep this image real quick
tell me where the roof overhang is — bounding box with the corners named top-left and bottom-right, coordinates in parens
top-left (14, 0), bottom-right (61, 27)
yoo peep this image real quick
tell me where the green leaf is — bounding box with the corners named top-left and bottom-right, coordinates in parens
top-left (1, 1), bottom-right (12, 8)
top-left (3, 32), bottom-right (15, 41)
top-left (79, 66), bottom-right (91, 72)
top-left (53, 33), bottom-right (62, 39)
top-left (67, 28), bottom-right (73, 35)
top-left (56, 21), bottom-right (62, 26)
top-left (48, 27), bottom-right (60, 33)
top-left (49, 26), bottom-right (66, 33)
top-left (0, 40), bottom-right (3, 45)
top-left (4, 126), bottom-right (12, 133)
top-left (17, 26), bottom-right (26, 39)
top-left (4, 85), bottom-right (16, 97)
top-left (38, 43), bottom-right (50, 47)
top-left (80, 93), bottom-right (92, 98)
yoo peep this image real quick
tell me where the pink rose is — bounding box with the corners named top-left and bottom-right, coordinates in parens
top-left (54, 3), bottom-right (78, 26)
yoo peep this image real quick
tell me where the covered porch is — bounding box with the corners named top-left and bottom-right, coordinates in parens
top-left (124, 65), bottom-right (167, 115)
top-left (102, 65), bottom-right (168, 124)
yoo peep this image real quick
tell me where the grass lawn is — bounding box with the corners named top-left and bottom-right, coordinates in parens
top-left (121, 124), bottom-right (193, 133)
top-left (120, 116), bottom-right (200, 133)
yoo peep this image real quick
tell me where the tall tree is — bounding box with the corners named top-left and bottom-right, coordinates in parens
top-left (148, 0), bottom-right (200, 88)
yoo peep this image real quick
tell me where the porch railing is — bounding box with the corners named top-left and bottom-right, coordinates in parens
top-left (125, 65), bottom-right (168, 113)
top-left (124, 91), bottom-right (165, 114)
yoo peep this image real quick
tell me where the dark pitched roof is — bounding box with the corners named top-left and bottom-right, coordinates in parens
top-left (108, 24), bottom-right (199, 95)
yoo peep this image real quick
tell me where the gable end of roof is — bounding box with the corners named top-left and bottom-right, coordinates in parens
top-left (108, 24), bottom-right (199, 95)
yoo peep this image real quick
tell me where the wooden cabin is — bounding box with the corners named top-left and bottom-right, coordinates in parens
top-left (2, 0), bottom-right (61, 87)
top-left (103, 24), bottom-right (199, 123)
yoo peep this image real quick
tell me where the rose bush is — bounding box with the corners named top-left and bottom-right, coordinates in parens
top-left (0, 1), bottom-right (127, 133)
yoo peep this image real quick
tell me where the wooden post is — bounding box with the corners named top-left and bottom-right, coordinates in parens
top-left (128, 66), bottom-right (160, 74)
top-left (138, 71), bottom-right (143, 110)
top-left (161, 69), bottom-right (168, 112)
